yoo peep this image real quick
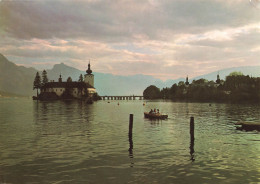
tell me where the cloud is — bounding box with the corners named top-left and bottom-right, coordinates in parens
top-left (1, 0), bottom-right (259, 40)
top-left (0, 0), bottom-right (260, 80)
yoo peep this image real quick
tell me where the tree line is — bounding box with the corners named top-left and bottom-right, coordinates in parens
top-left (143, 72), bottom-right (260, 103)
top-left (33, 70), bottom-right (48, 97)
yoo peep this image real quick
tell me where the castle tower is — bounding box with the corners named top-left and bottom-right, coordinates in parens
top-left (58, 73), bottom-right (62, 82)
top-left (84, 61), bottom-right (94, 87)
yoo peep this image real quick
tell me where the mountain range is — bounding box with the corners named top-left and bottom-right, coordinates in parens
top-left (0, 53), bottom-right (259, 97)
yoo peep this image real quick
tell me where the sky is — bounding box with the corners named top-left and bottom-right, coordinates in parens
top-left (0, 0), bottom-right (260, 80)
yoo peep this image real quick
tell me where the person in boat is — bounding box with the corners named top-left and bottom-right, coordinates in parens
top-left (154, 108), bottom-right (156, 113)
top-left (149, 109), bottom-right (153, 114)
top-left (157, 109), bottom-right (159, 114)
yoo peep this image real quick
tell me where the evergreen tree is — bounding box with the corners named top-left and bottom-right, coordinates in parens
top-left (33, 72), bottom-right (41, 97)
top-left (78, 74), bottom-right (84, 97)
top-left (42, 70), bottom-right (48, 85)
top-left (62, 77), bottom-right (73, 98)
top-left (78, 74), bottom-right (84, 82)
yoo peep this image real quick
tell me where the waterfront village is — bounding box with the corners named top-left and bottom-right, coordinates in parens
top-left (33, 62), bottom-right (99, 102)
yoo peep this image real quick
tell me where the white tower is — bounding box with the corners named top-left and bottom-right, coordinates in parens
top-left (84, 61), bottom-right (94, 87)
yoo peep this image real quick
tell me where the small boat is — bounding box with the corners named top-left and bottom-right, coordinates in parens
top-left (235, 121), bottom-right (260, 131)
top-left (144, 112), bottom-right (168, 120)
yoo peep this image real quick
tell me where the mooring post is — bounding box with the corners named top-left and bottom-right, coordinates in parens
top-left (190, 117), bottom-right (195, 141)
top-left (128, 114), bottom-right (134, 154)
top-left (129, 114), bottom-right (133, 137)
top-left (189, 117), bottom-right (195, 161)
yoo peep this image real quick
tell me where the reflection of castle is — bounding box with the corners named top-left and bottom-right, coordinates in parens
top-left (40, 62), bottom-right (96, 99)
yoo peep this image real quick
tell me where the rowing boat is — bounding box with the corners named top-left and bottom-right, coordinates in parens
top-left (144, 112), bottom-right (168, 120)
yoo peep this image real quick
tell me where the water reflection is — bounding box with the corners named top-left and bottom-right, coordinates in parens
top-left (33, 100), bottom-right (94, 138)
top-left (128, 134), bottom-right (133, 157)
top-left (145, 119), bottom-right (164, 125)
top-left (225, 103), bottom-right (260, 122)
top-left (128, 134), bottom-right (134, 167)
top-left (190, 138), bottom-right (195, 162)
top-left (1, 99), bottom-right (259, 184)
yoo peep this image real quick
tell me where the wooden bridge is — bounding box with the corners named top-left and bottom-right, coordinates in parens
top-left (100, 95), bottom-right (144, 100)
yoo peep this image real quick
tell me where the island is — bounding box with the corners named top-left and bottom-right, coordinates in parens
top-left (33, 62), bottom-right (100, 101)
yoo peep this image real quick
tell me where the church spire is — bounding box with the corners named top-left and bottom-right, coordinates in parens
top-left (86, 60), bottom-right (92, 75)
top-left (185, 75), bottom-right (189, 85)
top-left (216, 72), bottom-right (220, 84)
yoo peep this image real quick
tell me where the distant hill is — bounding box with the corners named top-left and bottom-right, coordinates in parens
top-left (0, 54), bottom-right (37, 96)
top-left (0, 53), bottom-right (259, 96)
top-left (0, 54), bottom-right (176, 96)
top-left (192, 66), bottom-right (260, 81)
top-left (47, 63), bottom-right (181, 95)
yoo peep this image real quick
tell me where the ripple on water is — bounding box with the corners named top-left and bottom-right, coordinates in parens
top-left (0, 99), bottom-right (259, 183)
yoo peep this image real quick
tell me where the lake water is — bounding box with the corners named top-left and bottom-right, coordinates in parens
top-left (0, 98), bottom-right (259, 184)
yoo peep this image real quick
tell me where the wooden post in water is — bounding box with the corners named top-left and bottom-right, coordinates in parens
top-left (190, 117), bottom-right (195, 161)
top-left (128, 114), bottom-right (134, 154)
top-left (190, 117), bottom-right (195, 141)
top-left (129, 114), bottom-right (133, 137)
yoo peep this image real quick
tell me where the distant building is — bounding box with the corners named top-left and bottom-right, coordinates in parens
top-left (185, 76), bottom-right (189, 86)
top-left (216, 72), bottom-right (221, 84)
top-left (85, 62), bottom-right (94, 87)
top-left (214, 72), bottom-right (224, 87)
top-left (40, 63), bottom-right (96, 99)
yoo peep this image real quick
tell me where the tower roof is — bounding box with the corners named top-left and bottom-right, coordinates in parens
top-left (86, 61), bottom-right (92, 74)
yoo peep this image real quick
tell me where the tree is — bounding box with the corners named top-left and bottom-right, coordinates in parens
top-left (192, 79), bottom-right (207, 85)
top-left (143, 85), bottom-right (161, 99)
top-left (78, 74), bottom-right (84, 82)
top-left (228, 71), bottom-right (243, 76)
top-left (42, 70), bottom-right (48, 85)
top-left (62, 76), bottom-right (73, 99)
top-left (78, 74), bottom-right (84, 97)
top-left (160, 87), bottom-right (170, 99)
top-left (33, 72), bottom-right (41, 97)
top-left (178, 81), bottom-right (185, 86)
top-left (170, 84), bottom-right (178, 99)
top-left (67, 77), bottom-right (72, 82)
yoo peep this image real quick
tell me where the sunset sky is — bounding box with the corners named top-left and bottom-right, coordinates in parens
top-left (0, 0), bottom-right (260, 80)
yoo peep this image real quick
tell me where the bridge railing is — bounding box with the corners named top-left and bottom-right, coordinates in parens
top-left (100, 95), bottom-right (144, 100)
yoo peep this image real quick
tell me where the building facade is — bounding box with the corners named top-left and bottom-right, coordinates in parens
top-left (40, 63), bottom-right (96, 99)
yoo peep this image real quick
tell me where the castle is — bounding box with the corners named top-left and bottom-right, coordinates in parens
top-left (39, 62), bottom-right (96, 99)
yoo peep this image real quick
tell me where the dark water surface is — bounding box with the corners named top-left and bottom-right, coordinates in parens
top-left (0, 98), bottom-right (259, 184)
